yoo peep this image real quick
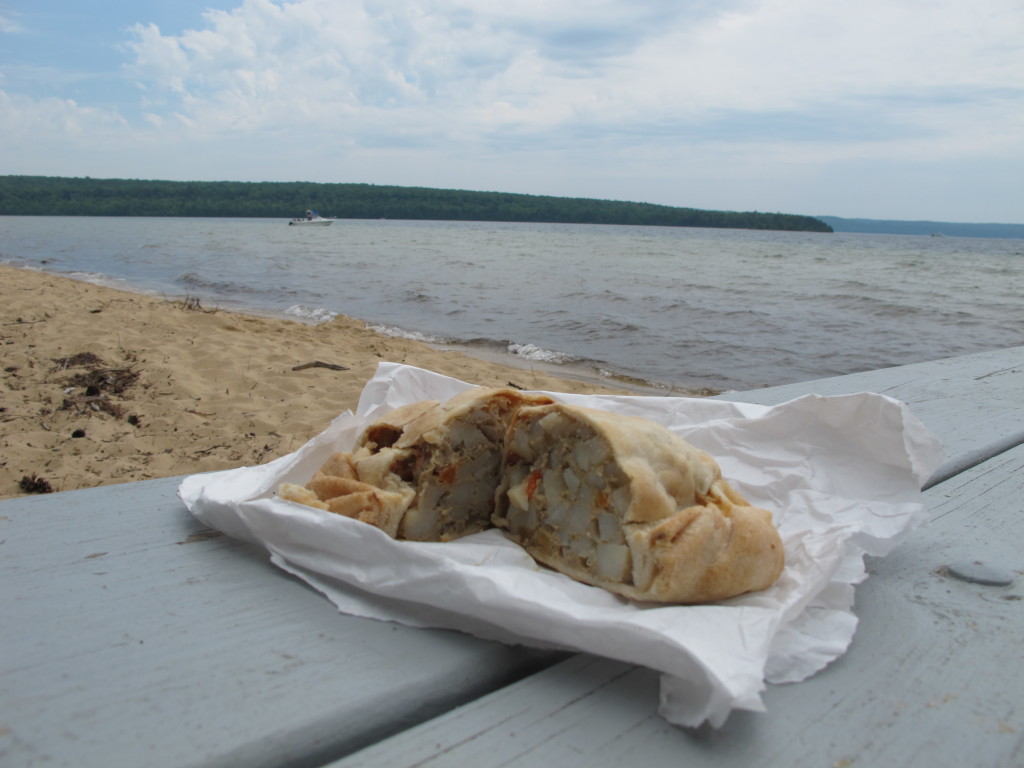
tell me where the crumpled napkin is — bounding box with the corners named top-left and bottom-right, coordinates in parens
top-left (178, 362), bottom-right (945, 728)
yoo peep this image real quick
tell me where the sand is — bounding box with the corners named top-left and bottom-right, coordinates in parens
top-left (1, 264), bottom-right (646, 500)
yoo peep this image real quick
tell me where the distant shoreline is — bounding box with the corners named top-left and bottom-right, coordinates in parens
top-left (0, 175), bottom-right (833, 233)
top-left (819, 216), bottom-right (1024, 239)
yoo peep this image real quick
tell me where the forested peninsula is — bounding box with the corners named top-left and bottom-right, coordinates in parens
top-left (0, 176), bottom-right (832, 232)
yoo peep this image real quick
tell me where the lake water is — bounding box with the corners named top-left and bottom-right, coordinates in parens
top-left (2, 216), bottom-right (1021, 392)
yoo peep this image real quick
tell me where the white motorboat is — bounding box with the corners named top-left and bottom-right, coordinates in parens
top-left (289, 210), bottom-right (333, 226)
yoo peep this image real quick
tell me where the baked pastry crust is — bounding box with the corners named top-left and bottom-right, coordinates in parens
top-left (281, 387), bottom-right (553, 540)
top-left (494, 401), bottom-right (784, 603)
top-left (281, 390), bottom-right (785, 603)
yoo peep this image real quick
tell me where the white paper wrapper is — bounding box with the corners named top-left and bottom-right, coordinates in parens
top-left (178, 362), bottom-right (945, 728)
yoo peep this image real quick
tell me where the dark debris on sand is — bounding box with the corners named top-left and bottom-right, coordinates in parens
top-left (19, 474), bottom-right (54, 494)
top-left (54, 352), bottom-right (141, 420)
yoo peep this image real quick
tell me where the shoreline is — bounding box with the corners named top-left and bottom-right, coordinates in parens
top-left (20, 260), bottom-right (697, 397)
top-left (198, 297), bottom-right (713, 398)
top-left (0, 264), bottom-right (693, 500)
top-left (431, 340), bottom-right (716, 397)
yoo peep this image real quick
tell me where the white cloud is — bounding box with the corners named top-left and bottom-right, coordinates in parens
top-left (1, 0), bottom-right (1022, 220)
top-left (0, 91), bottom-right (127, 141)
top-left (111, 0), bottom-right (1023, 153)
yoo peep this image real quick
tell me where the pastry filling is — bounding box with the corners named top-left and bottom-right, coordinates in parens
top-left (368, 397), bottom-right (510, 541)
top-left (499, 409), bottom-right (634, 585)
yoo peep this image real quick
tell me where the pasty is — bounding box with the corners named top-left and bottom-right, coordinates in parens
top-left (281, 389), bottom-right (784, 603)
top-left (493, 401), bottom-right (784, 603)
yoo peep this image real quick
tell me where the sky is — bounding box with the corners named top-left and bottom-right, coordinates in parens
top-left (1, 0), bottom-right (1022, 223)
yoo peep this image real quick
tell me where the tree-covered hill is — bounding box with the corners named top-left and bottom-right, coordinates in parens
top-left (0, 175), bottom-right (832, 232)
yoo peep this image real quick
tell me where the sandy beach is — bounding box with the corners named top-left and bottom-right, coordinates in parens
top-left (0, 264), bottom-right (645, 500)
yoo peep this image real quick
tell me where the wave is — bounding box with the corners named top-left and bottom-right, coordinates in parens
top-left (176, 272), bottom-right (239, 294)
top-left (507, 342), bottom-right (581, 365)
top-left (176, 271), bottom-right (282, 297)
top-left (443, 335), bottom-right (587, 367)
top-left (399, 289), bottom-right (436, 303)
top-left (63, 270), bottom-right (153, 295)
top-left (827, 293), bottom-right (925, 318)
top-left (284, 304), bottom-right (338, 324)
top-left (547, 316), bottom-right (645, 337)
top-left (366, 323), bottom-right (449, 344)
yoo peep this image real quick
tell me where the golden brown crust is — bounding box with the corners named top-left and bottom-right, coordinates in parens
top-left (626, 489), bottom-right (784, 602)
top-left (279, 482), bottom-right (327, 510)
top-left (494, 402), bottom-right (784, 603)
top-left (280, 390), bottom-right (785, 603)
top-left (316, 452), bottom-right (359, 480)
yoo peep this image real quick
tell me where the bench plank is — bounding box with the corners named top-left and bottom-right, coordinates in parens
top-left (0, 478), bottom-right (560, 768)
top-left (324, 443), bottom-right (1024, 768)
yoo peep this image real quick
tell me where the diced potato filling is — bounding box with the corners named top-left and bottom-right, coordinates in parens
top-left (391, 405), bottom-right (508, 541)
top-left (505, 411), bottom-right (632, 585)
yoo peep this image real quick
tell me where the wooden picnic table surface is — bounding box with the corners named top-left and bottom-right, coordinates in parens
top-left (2, 345), bottom-right (1022, 767)
top-left (333, 443), bottom-right (1023, 768)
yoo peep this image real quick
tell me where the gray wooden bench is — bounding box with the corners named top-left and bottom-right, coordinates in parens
top-left (3, 345), bottom-right (1022, 767)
